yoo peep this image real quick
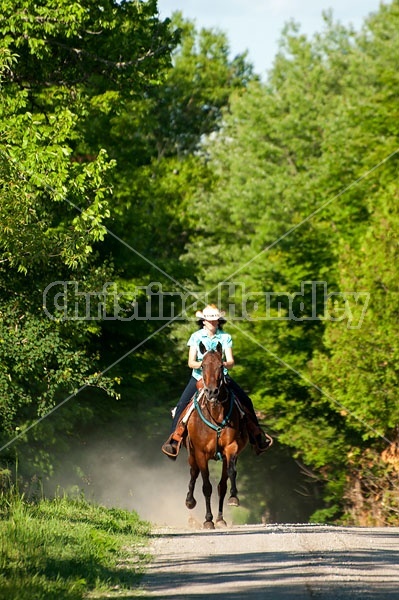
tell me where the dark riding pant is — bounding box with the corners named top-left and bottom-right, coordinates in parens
top-left (225, 376), bottom-right (259, 423)
top-left (169, 377), bottom-right (198, 433)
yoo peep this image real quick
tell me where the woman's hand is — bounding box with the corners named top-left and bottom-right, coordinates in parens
top-left (223, 347), bottom-right (235, 370)
top-left (188, 345), bottom-right (202, 369)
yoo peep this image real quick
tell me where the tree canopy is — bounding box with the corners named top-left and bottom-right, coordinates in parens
top-left (1, 0), bottom-right (399, 525)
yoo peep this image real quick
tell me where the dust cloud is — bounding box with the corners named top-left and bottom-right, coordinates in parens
top-left (45, 414), bottom-right (322, 525)
top-left (81, 442), bottom-right (201, 527)
top-left (47, 434), bottom-right (241, 528)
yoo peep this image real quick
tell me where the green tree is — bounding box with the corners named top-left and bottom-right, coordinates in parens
top-left (76, 12), bottom-right (258, 426)
top-left (180, 3), bottom-right (399, 523)
top-left (0, 2), bottom-right (256, 484)
top-left (308, 1), bottom-right (399, 522)
top-left (0, 0), bottom-right (178, 477)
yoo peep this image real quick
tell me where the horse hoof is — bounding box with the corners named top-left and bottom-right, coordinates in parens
top-left (203, 521), bottom-right (215, 530)
top-left (186, 498), bottom-right (197, 510)
top-left (228, 496), bottom-right (240, 507)
top-left (216, 518), bottom-right (227, 528)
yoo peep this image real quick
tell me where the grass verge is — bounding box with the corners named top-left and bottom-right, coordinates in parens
top-left (0, 489), bottom-right (151, 599)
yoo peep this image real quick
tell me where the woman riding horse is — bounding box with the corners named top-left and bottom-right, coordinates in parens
top-left (161, 304), bottom-right (272, 458)
top-left (185, 341), bottom-right (248, 528)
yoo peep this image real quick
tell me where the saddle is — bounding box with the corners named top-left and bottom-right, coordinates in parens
top-left (178, 380), bottom-right (246, 428)
top-left (166, 380), bottom-right (272, 458)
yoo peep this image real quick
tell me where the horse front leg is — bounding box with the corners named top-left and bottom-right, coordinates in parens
top-left (186, 453), bottom-right (199, 510)
top-left (216, 458), bottom-right (228, 528)
top-left (227, 455), bottom-right (240, 507)
top-left (200, 462), bottom-right (214, 529)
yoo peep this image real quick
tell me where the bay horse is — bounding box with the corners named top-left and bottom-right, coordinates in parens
top-left (185, 341), bottom-right (249, 529)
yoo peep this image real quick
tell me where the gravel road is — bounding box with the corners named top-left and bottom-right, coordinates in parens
top-left (140, 523), bottom-right (399, 599)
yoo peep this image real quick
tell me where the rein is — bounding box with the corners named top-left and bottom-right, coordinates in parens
top-left (194, 388), bottom-right (234, 460)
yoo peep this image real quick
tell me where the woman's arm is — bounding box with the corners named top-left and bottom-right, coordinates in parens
top-left (188, 344), bottom-right (202, 369)
top-left (223, 346), bottom-right (235, 370)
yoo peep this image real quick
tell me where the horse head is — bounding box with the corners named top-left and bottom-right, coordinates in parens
top-left (199, 341), bottom-right (225, 402)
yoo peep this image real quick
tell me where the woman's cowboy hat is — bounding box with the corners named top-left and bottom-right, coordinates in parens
top-left (195, 305), bottom-right (226, 321)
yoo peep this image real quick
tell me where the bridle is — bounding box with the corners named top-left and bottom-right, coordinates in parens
top-left (195, 350), bottom-right (233, 460)
top-left (201, 350), bottom-right (227, 404)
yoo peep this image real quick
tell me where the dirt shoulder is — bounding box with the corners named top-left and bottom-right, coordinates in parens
top-left (140, 523), bottom-right (399, 599)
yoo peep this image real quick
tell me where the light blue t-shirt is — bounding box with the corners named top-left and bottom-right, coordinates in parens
top-left (187, 328), bottom-right (233, 381)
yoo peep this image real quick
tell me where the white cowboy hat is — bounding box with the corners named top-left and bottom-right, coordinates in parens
top-left (195, 306), bottom-right (226, 320)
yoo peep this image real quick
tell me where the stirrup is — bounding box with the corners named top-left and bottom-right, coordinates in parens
top-left (161, 437), bottom-right (182, 460)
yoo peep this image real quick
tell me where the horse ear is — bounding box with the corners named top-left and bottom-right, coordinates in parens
top-left (216, 342), bottom-right (223, 355)
top-left (199, 341), bottom-right (207, 355)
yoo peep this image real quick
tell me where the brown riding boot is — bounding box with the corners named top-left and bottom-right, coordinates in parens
top-left (254, 430), bottom-right (273, 455)
top-left (161, 423), bottom-right (186, 460)
top-left (246, 420), bottom-right (273, 455)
